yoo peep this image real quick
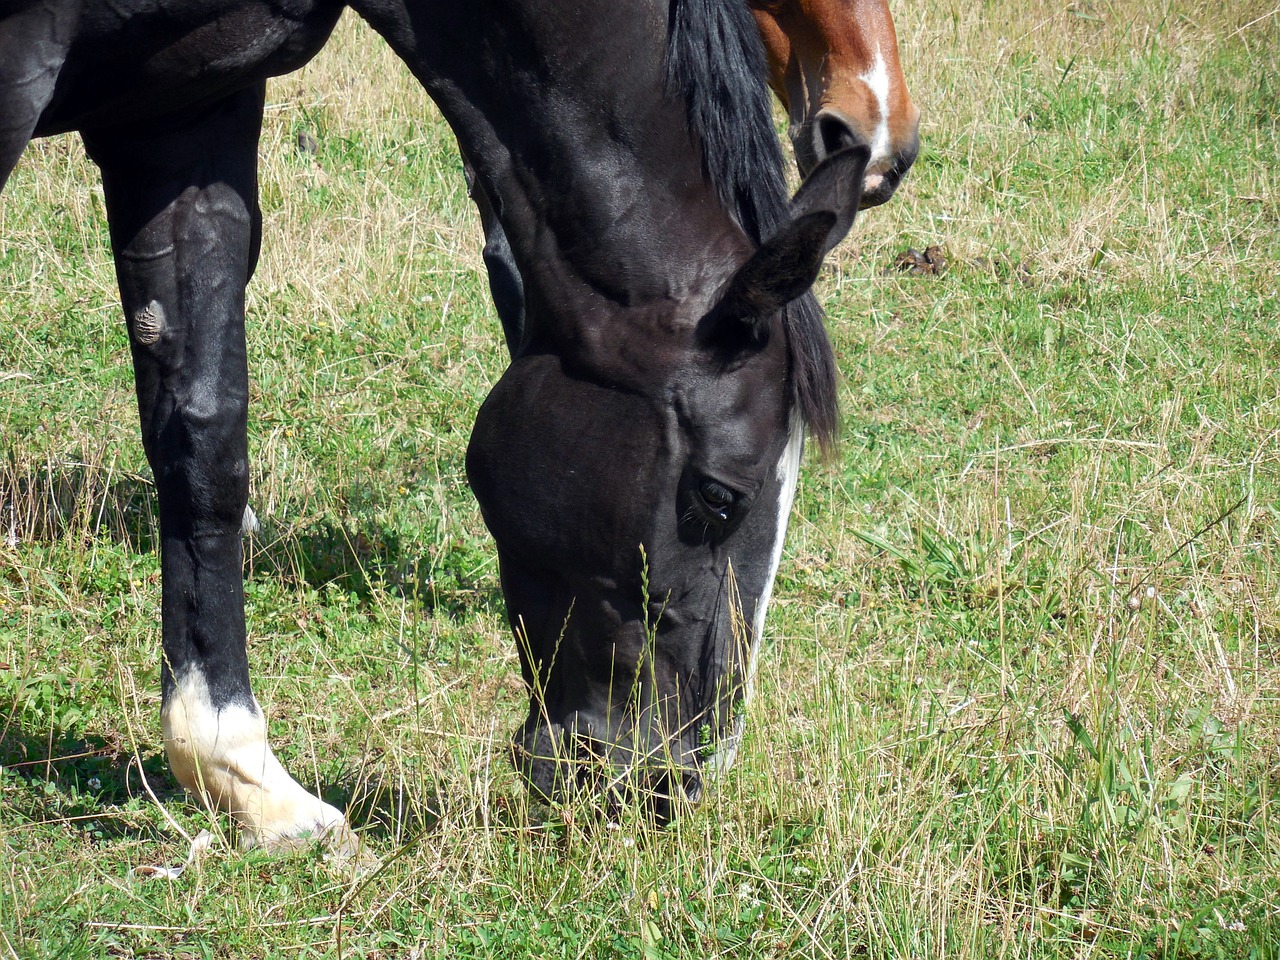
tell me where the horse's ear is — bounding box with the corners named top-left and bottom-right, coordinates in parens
top-left (702, 145), bottom-right (870, 347)
top-left (789, 143), bottom-right (870, 255)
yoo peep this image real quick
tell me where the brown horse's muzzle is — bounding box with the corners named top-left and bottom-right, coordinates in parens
top-left (792, 108), bottom-right (919, 208)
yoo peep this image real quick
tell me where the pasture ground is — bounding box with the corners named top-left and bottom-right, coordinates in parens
top-left (2, 1), bottom-right (1278, 956)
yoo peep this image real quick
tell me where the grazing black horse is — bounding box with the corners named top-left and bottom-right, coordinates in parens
top-left (0, 0), bottom-right (866, 846)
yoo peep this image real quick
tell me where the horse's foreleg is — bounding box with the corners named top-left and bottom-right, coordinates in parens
top-left (83, 86), bottom-right (349, 852)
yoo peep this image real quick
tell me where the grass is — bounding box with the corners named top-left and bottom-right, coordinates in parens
top-left (2, 0), bottom-right (1278, 956)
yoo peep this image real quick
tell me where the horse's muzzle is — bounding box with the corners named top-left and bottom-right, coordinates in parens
top-left (511, 716), bottom-right (704, 823)
top-left (792, 108), bottom-right (919, 209)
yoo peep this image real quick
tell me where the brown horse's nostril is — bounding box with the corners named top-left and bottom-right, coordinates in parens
top-left (814, 110), bottom-right (861, 162)
top-left (795, 110), bottom-right (866, 178)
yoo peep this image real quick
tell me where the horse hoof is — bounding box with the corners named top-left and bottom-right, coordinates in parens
top-left (242, 807), bottom-right (378, 871)
top-left (237, 795), bottom-right (348, 851)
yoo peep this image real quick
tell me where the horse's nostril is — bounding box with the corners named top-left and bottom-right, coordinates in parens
top-left (814, 111), bottom-right (861, 163)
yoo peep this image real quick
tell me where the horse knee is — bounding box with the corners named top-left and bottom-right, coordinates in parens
top-left (140, 372), bottom-right (250, 534)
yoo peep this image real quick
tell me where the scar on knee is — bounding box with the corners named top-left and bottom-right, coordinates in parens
top-left (133, 300), bottom-right (166, 345)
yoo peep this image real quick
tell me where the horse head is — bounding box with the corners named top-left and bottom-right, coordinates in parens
top-left (751, 0), bottom-right (920, 207)
top-left (466, 141), bottom-right (869, 816)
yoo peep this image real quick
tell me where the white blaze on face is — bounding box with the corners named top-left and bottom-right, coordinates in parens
top-left (859, 47), bottom-right (893, 170)
top-left (161, 671), bottom-right (348, 850)
top-left (709, 417), bottom-right (804, 775)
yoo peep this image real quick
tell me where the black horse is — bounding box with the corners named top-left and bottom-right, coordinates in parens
top-left (0, 0), bottom-right (867, 846)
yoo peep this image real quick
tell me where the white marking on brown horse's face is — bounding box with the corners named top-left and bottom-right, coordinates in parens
top-left (161, 671), bottom-right (349, 850)
top-left (859, 46), bottom-right (893, 169)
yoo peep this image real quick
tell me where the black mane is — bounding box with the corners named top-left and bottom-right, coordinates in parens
top-left (665, 0), bottom-right (840, 451)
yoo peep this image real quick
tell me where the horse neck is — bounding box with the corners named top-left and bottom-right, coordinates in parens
top-left (355, 0), bottom-right (752, 342)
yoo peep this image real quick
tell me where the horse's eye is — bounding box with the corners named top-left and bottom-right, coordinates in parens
top-left (697, 478), bottom-right (737, 523)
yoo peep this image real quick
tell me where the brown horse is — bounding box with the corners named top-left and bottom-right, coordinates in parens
top-left (751, 0), bottom-right (919, 206)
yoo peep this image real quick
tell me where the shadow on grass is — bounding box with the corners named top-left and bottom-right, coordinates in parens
top-left (0, 718), bottom-right (182, 844)
top-left (336, 769), bottom-right (553, 849)
top-left (3, 462), bottom-right (507, 848)
top-left (334, 772), bottom-right (446, 842)
top-left (0, 460), bottom-right (160, 552)
top-left (246, 510), bottom-right (504, 620)
top-left (1, 461), bottom-right (504, 618)
top-left (0, 713), bottom-right (463, 849)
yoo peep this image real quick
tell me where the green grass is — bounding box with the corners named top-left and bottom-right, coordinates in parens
top-left (2, 1), bottom-right (1278, 957)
